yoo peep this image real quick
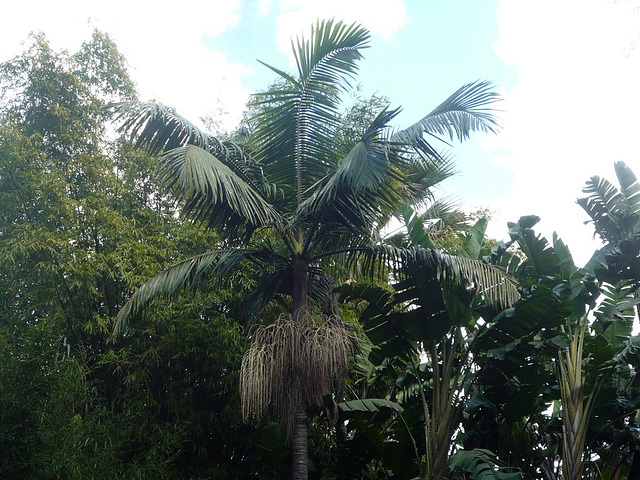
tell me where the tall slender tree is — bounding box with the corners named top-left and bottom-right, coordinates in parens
top-left (112, 19), bottom-right (505, 480)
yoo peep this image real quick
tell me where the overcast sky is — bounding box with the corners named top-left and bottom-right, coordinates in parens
top-left (2, 0), bottom-right (639, 266)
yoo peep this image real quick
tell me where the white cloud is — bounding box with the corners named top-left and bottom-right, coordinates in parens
top-left (0, 0), bottom-right (250, 131)
top-left (481, 0), bottom-right (640, 265)
top-left (1, 0), bottom-right (407, 131)
top-left (257, 0), bottom-right (273, 15)
top-left (7, 0), bottom-right (638, 269)
top-left (274, 0), bottom-right (406, 61)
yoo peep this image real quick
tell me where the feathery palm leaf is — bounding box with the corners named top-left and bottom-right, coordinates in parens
top-left (578, 161), bottom-right (640, 242)
top-left (579, 162), bottom-right (640, 298)
top-left (111, 101), bottom-right (271, 197)
top-left (111, 101), bottom-right (210, 154)
top-left (578, 175), bottom-right (624, 241)
top-left (293, 108), bottom-right (402, 243)
top-left (382, 206), bottom-right (517, 307)
top-left (250, 20), bottom-right (370, 207)
top-left (361, 244), bottom-right (519, 309)
top-left (594, 280), bottom-right (640, 350)
top-left (420, 198), bottom-right (467, 232)
top-left (115, 248), bottom-right (282, 333)
top-left (397, 201), bottom-right (470, 251)
top-left (449, 448), bottom-right (523, 479)
top-left (616, 161), bottom-right (640, 216)
top-left (318, 107), bottom-right (401, 193)
top-left (393, 80), bottom-right (500, 152)
top-left (159, 145), bottom-right (282, 236)
top-left (418, 248), bottom-right (520, 309)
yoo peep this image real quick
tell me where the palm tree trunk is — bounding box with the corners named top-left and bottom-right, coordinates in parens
top-left (291, 406), bottom-right (308, 480)
top-left (336, 418), bottom-right (347, 480)
top-left (291, 257), bottom-right (309, 480)
top-left (292, 257), bottom-right (309, 326)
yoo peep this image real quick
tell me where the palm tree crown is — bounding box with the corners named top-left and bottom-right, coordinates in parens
top-left (113, 20), bottom-right (503, 325)
top-left (111, 19), bottom-right (509, 480)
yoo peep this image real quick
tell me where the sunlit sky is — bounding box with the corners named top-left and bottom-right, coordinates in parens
top-left (2, 0), bottom-right (639, 266)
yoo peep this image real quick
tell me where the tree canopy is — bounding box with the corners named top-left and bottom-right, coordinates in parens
top-left (1, 21), bottom-right (640, 480)
top-left (110, 19), bottom-right (511, 480)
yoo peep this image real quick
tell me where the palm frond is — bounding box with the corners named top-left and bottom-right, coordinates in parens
top-left (293, 19), bottom-right (369, 89)
top-left (338, 398), bottom-right (404, 418)
top-left (306, 189), bottom-right (398, 254)
top-left (293, 107), bottom-right (401, 242)
top-left (594, 280), bottom-right (639, 350)
top-left (392, 80), bottom-right (500, 152)
top-left (293, 113), bottom-right (457, 256)
top-left (110, 101), bottom-right (210, 154)
top-left (159, 145), bottom-right (282, 236)
top-left (242, 267), bottom-right (291, 325)
top-left (449, 448), bottom-right (523, 479)
top-left (250, 20), bottom-right (370, 207)
top-left (418, 198), bottom-right (467, 232)
top-left (321, 107), bottom-right (401, 192)
top-left (115, 248), bottom-right (280, 333)
top-left (360, 245), bottom-right (520, 309)
top-left (111, 101), bottom-right (271, 198)
top-left (392, 147), bottom-right (457, 203)
top-left (420, 248), bottom-right (520, 309)
top-left (397, 200), bottom-right (469, 251)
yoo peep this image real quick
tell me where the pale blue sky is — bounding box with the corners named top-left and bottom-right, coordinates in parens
top-left (2, 0), bottom-right (639, 265)
top-left (202, 1), bottom-right (518, 203)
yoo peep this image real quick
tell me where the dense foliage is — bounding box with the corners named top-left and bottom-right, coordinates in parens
top-left (0, 31), bottom-right (259, 479)
top-left (110, 19), bottom-right (511, 480)
top-left (1, 23), bottom-right (639, 480)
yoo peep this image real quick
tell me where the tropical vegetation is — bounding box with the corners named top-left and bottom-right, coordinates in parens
top-left (0, 20), bottom-right (639, 480)
top-left (110, 19), bottom-right (516, 480)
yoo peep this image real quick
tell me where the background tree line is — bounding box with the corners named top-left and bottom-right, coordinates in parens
top-left (1, 23), bottom-right (640, 480)
top-left (0, 31), bottom-right (257, 479)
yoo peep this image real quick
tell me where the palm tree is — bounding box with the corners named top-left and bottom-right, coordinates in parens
top-left (112, 19), bottom-right (505, 480)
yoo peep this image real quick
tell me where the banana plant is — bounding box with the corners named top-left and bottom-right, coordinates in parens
top-left (471, 212), bottom-right (640, 479)
top-left (578, 162), bottom-right (640, 479)
top-left (338, 204), bottom-right (520, 478)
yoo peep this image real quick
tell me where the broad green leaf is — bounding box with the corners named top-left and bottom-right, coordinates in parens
top-left (459, 217), bottom-right (488, 260)
top-left (338, 398), bottom-right (404, 421)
